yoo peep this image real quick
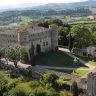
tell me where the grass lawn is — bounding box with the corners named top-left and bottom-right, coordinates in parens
top-left (35, 51), bottom-right (88, 68)
top-left (52, 69), bottom-right (89, 77)
top-left (73, 53), bottom-right (96, 67)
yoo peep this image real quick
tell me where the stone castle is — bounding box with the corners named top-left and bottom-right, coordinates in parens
top-left (0, 21), bottom-right (58, 54)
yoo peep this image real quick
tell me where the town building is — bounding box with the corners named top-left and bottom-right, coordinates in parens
top-left (73, 46), bottom-right (96, 58)
top-left (0, 21), bottom-right (58, 55)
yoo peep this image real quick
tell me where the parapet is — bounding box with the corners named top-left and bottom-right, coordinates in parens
top-left (20, 24), bottom-right (26, 29)
top-left (49, 24), bottom-right (58, 30)
top-left (49, 24), bottom-right (58, 27)
top-left (28, 21), bottom-right (38, 27)
top-left (18, 29), bottom-right (28, 33)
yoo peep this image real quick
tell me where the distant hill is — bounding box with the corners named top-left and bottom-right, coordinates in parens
top-left (33, 0), bottom-right (96, 10)
top-left (0, 3), bottom-right (44, 12)
top-left (1, 0), bottom-right (96, 12)
top-left (0, 0), bottom-right (96, 12)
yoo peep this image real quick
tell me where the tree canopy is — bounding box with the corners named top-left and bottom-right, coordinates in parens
top-left (70, 24), bottom-right (91, 48)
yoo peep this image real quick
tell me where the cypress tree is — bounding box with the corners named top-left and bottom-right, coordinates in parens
top-left (36, 44), bottom-right (41, 55)
top-left (71, 82), bottom-right (79, 96)
top-left (68, 33), bottom-right (73, 52)
top-left (29, 42), bottom-right (35, 66)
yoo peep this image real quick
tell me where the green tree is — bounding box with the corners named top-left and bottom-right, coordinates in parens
top-left (40, 72), bottom-right (58, 83)
top-left (7, 46), bottom-right (25, 68)
top-left (48, 18), bottom-right (63, 26)
top-left (21, 51), bottom-right (29, 64)
top-left (70, 24), bottom-right (91, 48)
top-left (92, 31), bottom-right (96, 44)
top-left (36, 44), bottom-right (41, 55)
top-left (90, 25), bottom-right (96, 33)
top-left (71, 82), bottom-right (78, 96)
top-left (0, 47), bottom-right (3, 61)
top-left (8, 88), bottom-right (27, 96)
top-left (74, 57), bottom-right (80, 65)
top-left (59, 91), bottom-right (73, 96)
top-left (29, 43), bottom-right (35, 66)
top-left (0, 47), bottom-right (9, 65)
top-left (68, 33), bottom-right (74, 52)
top-left (58, 26), bottom-right (70, 46)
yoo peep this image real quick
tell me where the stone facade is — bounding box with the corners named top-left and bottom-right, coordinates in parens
top-left (87, 70), bottom-right (96, 96)
top-left (0, 21), bottom-right (58, 55)
top-left (72, 48), bottom-right (87, 57)
top-left (73, 46), bottom-right (96, 58)
top-left (87, 46), bottom-right (96, 58)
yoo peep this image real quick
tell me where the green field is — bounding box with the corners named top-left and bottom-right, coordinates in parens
top-left (52, 69), bottom-right (89, 77)
top-left (18, 16), bottom-right (32, 25)
top-left (35, 51), bottom-right (88, 68)
top-left (69, 20), bottom-right (96, 27)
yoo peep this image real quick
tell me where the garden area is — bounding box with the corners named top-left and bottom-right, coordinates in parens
top-left (35, 50), bottom-right (88, 68)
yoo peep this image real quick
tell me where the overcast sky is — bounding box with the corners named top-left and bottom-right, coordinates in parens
top-left (0, 0), bottom-right (88, 6)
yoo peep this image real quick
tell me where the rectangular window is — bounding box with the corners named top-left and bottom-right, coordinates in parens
top-left (46, 42), bottom-right (48, 45)
top-left (40, 40), bottom-right (42, 42)
top-left (43, 42), bottom-right (45, 46)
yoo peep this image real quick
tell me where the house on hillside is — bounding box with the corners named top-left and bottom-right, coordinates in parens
top-left (72, 48), bottom-right (87, 57)
top-left (73, 46), bottom-right (96, 58)
top-left (87, 46), bottom-right (96, 57)
top-left (87, 15), bottom-right (94, 20)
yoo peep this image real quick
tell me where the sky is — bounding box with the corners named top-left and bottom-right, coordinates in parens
top-left (0, 0), bottom-right (88, 6)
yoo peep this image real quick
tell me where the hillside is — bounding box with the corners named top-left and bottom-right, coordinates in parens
top-left (33, 0), bottom-right (96, 9)
top-left (0, 0), bottom-right (96, 12)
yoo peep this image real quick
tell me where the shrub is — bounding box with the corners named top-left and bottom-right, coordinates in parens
top-left (6, 79), bottom-right (19, 90)
top-left (0, 82), bottom-right (7, 96)
top-left (7, 88), bottom-right (27, 96)
top-left (71, 82), bottom-right (79, 96)
top-left (55, 76), bottom-right (70, 90)
top-left (8, 70), bottom-right (17, 78)
top-left (29, 80), bottom-right (40, 88)
top-left (45, 87), bottom-right (58, 96)
top-left (18, 76), bottom-right (25, 82)
top-left (74, 58), bottom-right (80, 65)
top-left (40, 72), bottom-right (58, 83)
top-left (32, 86), bottom-right (46, 96)
top-left (21, 51), bottom-right (29, 64)
top-left (26, 66), bottom-right (32, 77)
top-left (59, 91), bottom-right (73, 96)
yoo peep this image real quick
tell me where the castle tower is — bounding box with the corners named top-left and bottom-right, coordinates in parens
top-left (49, 24), bottom-right (58, 50)
top-left (18, 28), bottom-right (29, 46)
top-left (20, 24), bottom-right (26, 29)
top-left (87, 72), bottom-right (96, 96)
top-left (28, 21), bottom-right (38, 28)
